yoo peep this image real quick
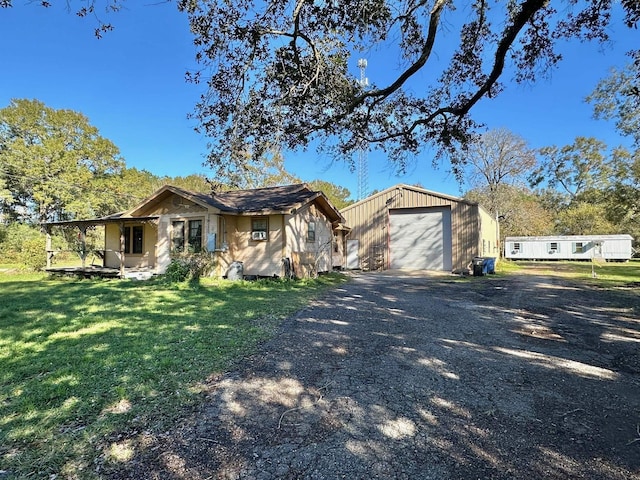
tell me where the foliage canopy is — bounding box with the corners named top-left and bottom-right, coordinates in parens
top-left (0, 99), bottom-right (125, 224)
top-left (3, 1), bottom-right (638, 182)
top-left (587, 57), bottom-right (640, 149)
top-left (174, 0), bottom-right (639, 180)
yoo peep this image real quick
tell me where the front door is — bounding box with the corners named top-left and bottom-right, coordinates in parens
top-left (346, 239), bottom-right (360, 269)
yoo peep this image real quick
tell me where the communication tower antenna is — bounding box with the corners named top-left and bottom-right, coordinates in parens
top-left (357, 58), bottom-right (369, 200)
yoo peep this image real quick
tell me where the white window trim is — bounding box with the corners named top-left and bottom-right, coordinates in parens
top-left (251, 217), bottom-right (269, 242)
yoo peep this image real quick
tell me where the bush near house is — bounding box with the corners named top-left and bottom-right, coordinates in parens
top-left (165, 250), bottom-right (217, 282)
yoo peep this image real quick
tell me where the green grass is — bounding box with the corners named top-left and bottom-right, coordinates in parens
top-left (0, 263), bottom-right (25, 271)
top-left (0, 252), bottom-right (84, 272)
top-left (510, 259), bottom-right (640, 285)
top-left (494, 259), bottom-right (522, 275)
top-left (0, 272), bottom-right (347, 479)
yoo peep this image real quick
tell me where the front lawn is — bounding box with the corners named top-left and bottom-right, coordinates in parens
top-left (0, 273), bottom-right (346, 479)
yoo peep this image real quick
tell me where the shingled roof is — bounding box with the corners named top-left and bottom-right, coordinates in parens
top-left (126, 183), bottom-right (344, 223)
top-left (45, 183), bottom-right (346, 228)
top-left (170, 184), bottom-right (318, 214)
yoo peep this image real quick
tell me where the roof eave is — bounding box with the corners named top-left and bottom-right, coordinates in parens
top-left (45, 216), bottom-right (160, 228)
top-left (340, 183), bottom-right (476, 213)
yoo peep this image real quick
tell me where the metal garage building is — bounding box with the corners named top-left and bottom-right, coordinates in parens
top-left (340, 184), bottom-right (499, 272)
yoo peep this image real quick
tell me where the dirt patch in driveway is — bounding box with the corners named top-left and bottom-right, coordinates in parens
top-left (106, 270), bottom-right (640, 479)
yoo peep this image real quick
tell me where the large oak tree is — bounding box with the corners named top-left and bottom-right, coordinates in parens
top-left (177, 0), bottom-right (639, 179)
top-left (4, 1), bottom-right (639, 181)
top-left (0, 99), bottom-right (125, 224)
top-left (587, 56), bottom-right (640, 150)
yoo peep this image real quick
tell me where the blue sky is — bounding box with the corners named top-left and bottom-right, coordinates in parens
top-left (1, 2), bottom-right (637, 199)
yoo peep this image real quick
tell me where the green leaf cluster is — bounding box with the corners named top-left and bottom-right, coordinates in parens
top-left (0, 99), bottom-right (125, 224)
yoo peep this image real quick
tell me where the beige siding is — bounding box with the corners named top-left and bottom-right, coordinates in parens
top-left (156, 217), bottom-right (171, 273)
top-left (215, 215), bottom-right (237, 277)
top-left (341, 184), bottom-right (487, 272)
top-left (285, 204), bottom-right (333, 277)
top-left (479, 207), bottom-right (500, 259)
top-left (136, 193), bottom-right (208, 216)
top-left (104, 223), bottom-right (120, 268)
top-left (454, 203), bottom-right (481, 270)
top-left (224, 214), bottom-right (285, 277)
top-left (332, 230), bottom-right (347, 268)
top-left (104, 222), bottom-right (157, 269)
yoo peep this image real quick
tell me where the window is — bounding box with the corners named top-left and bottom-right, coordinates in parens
top-left (549, 242), bottom-right (559, 254)
top-left (172, 219), bottom-right (203, 252)
top-left (307, 221), bottom-right (316, 242)
top-left (172, 221), bottom-right (185, 252)
top-left (132, 226), bottom-right (143, 254)
top-left (124, 226), bottom-right (131, 254)
top-left (574, 242), bottom-right (585, 254)
top-left (333, 233), bottom-right (339, 253)
top-left (512, 242), bottom-right (521, 253)
top-left (122, 225), bottom-right (144, 254)
top-left (188, 220), bottom-right (203, 252)
top-left (251, 218), bottom-right (268, 241)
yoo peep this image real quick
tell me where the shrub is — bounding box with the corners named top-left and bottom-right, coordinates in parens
top-left (164, 251), bottom-right (217, 283)
top-left (20, 236), bottom-right (47, 271)
top-left (164, 258), bottom-right (192, 282)
top-left (0, 223), bottom-right (46, 270)
top-left (0, 223), bottom-right (41, 254)
top-left (186, 250), bottom-right (217, 280)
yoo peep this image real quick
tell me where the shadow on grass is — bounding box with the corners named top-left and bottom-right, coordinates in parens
top-left (0, 273), bottom-right (346, 478)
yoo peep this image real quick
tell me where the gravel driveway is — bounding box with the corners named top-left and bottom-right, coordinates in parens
top-left (112, 270), bottom-right (640, 479)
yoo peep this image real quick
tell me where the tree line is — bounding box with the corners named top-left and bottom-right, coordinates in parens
top-left (0, 99), bottom-right (353, 228)
top-left (463, 59), bottom-right (639, 245)
top-left (463, 131), bottom-right (639, 244)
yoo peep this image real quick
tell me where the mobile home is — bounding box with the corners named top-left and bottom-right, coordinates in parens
top-left (504, 235), bottom-right (634, 261)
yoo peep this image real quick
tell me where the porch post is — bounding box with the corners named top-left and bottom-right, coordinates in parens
top-left (79, 226), bottom-right (87, 268)
top-left (45, 226), bottom-right (52, 269)
top-left (119, 222), bottom-right (125, 278)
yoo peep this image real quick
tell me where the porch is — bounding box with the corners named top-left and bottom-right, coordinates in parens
top-left (45, 215), bottom-right (159, 278)
top-left (46, 265), bottom-right (155, 280)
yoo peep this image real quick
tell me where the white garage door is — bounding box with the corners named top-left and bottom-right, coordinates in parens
top-left (389, 207), bottom-right (452, 271)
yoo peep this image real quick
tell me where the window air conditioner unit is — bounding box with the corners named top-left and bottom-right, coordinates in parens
top-left (252, 231), bottom-right (267, 240)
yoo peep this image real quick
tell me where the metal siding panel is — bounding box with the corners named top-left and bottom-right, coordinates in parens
top-left (451, 203), bottom-right (477, 272)
top-left (341, 185), bottom-right (478, 272)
